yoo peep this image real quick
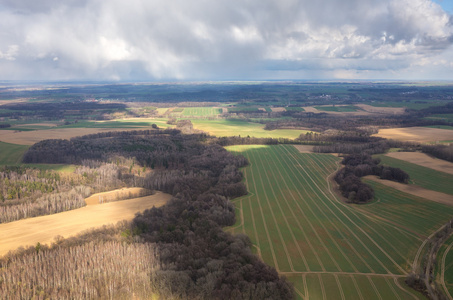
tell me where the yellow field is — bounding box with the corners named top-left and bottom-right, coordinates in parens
top-left (84, 187), bottom-right (152, 205)
top-left (375, 127), bottom-right (453, 143)
top-left (0, 191), bottom-right (171, 257)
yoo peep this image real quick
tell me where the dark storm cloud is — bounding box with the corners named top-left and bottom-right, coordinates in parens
top-left (0, 0), bottom-right (451, 80)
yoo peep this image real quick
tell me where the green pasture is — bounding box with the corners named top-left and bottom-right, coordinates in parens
top-left (182, 107), bottom-right (222, 116)
top-left (314, 105), bottom-right (359, 112)
top-left (191, 119), bottom-right (308, 138)
top-left (362, 180), bottom-right (453, 236)
top-left (285, 107), bottom-right (305, 112)
top-left (287, 274), bottom-right (423, 300)
top-left (0, 141), bottom-right (29, 165)
top-left (225, 144), bottom-right (446, 299)
top-left (0, 141), bottom-right (75, 171)
top-left (376, 155), bottom-right (453, 195)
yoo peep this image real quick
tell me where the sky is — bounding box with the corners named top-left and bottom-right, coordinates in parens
top-left (0, 0), bottom-right (452, 81)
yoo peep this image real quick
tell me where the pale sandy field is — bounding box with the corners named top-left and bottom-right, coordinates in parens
top-left (364, 175), bottom-right (453, 206)
top-left (0, 191), bottom-right (171, 257)
top-left (293, 145), bottom-right (315, 153)
top-left (84, 187), bottom-right (152, 205)
top-left (385, 152), bottom-right (453, 175)
top-left (355, 104), bottom-right (406, 114)
top-left (374, 127), bottom-right (453, 143)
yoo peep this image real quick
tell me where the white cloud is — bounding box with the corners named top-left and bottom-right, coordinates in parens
top-left (0, 0), bottom-right (451, 80)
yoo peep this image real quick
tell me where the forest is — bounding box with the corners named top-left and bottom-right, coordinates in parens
top-left (2, 129), bottom-right (293, 299)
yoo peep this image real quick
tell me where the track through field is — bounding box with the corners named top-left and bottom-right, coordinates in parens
top-left (225, 144), bottom-right (453, 299)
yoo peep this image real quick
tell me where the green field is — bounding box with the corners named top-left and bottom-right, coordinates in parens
top-left (0, 141), bottom-right (29, 165)
top-left (225, 144), bottom-right (449, 299)
top-left (285, 107), bottom-right (305, 112)
top-left (314, 105), bottom-right (359, 112)
top-left (191, 119), bottom-right (308, 139)
top-left (182, 107), bottom-right (223, 116)
top-left (435, 234), bottom-right (453, 298)
top-left (376, 155), bottom-right (453, 195)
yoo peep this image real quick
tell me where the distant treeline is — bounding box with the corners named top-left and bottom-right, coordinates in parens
top-left (0, 101), bottom-right (127, 120)
top-left (0, 123), bottom-right (10, 128)
top-left (264, 102), bottom-right (453, 132)
top-left (20, 129), bottom-right (294, 299)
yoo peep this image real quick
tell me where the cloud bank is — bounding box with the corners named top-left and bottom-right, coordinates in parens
top-left (0, 0), bottom-right (452, 80)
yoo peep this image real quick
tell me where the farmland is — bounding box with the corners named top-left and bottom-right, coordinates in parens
top-left (384, 152), bottom-right (453, 175)
top-left (182, 107), bottom-right (223, 116)
top-left (225, 144), bottom-right (453, 299)
top-left (0, 191), bottom-right (171, 257)
top-left (314, 105), bottom-right (359, 112)
top-left (435, 234), bottom-right (453, 298)
top-left (191, 119), bottom-right (308, 138)
top-left (0, 141), bottom-right (29, 164)
top-left (374, 127), bottom-right (453, 143)
top-left (376, 154), bottom-right (453, 195)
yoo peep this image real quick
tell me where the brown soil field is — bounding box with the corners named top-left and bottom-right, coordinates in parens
top-left (270, 107), bottom-right (286, 112)
top-left (293, 145), bottom-right (315, 153)
top-left (0, 191), bottom-right (171, 257)
top-left (355, 104), bottom-right (406, 115)
top-left (374, 127), bottom-right (453, 143)
top-left (0, 127), bottom-right (149, 145)
top-left (364, 175), bottom-right (453, 206)
top-left (385, 152), bottom-right (453, 175)
top-left (258, 107), bottom-right (266, 112)
top-left (84, 187), bottom-right (152, 205)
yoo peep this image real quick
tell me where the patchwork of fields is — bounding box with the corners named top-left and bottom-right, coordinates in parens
top-left (226, 145), bottom-right (453, 299)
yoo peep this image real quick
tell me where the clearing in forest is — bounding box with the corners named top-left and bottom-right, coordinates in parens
top-left (225, 144), bottom-right (450, 299)
top-left (84, 187), bottom-right (153, 205)
top-left (0, 192), bottom-right (171, 257)
top-left (374, 127), bottom-right (453, 143)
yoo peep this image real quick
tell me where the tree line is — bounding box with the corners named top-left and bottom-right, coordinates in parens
top-left (334, 153), bottom-right (410, 203)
